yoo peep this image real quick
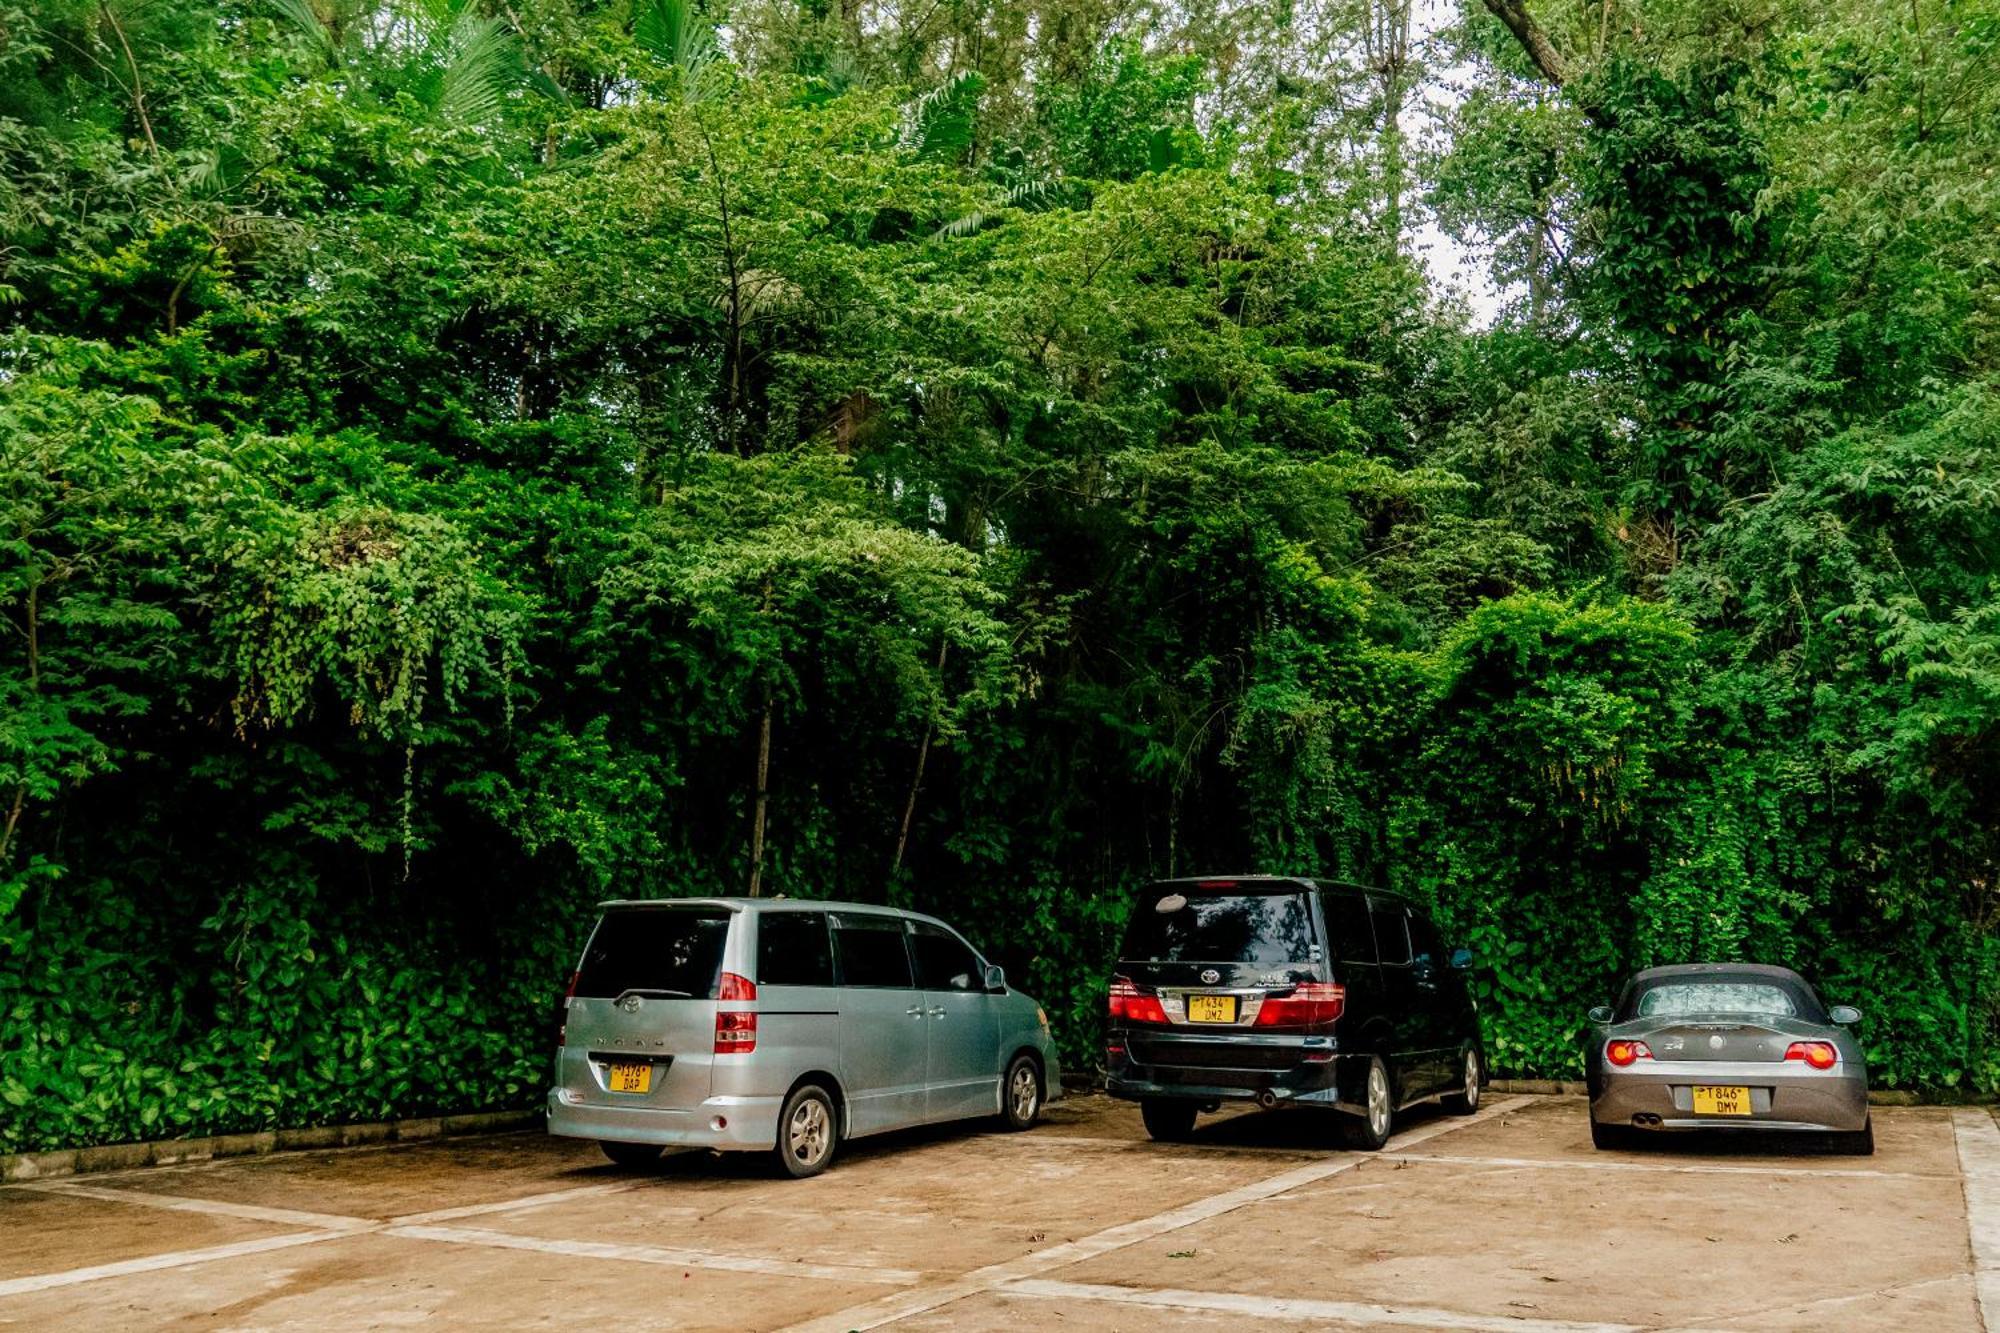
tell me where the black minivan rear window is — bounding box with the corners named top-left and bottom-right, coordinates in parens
top-left (1121, 889), bottom-right (1315, 965)
top-left (574, 907), bottom-right (731, 999)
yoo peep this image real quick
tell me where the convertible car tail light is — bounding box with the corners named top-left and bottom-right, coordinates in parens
top-left (1605, 1039), bottom-right (1653, 1067)
top-left (1784, 1040), bottom-right (1837, 1070)
top-left (1108, 976), bottom-right (1168, 1025)
top-left (1253, 982), bottom-right (1346, 1027)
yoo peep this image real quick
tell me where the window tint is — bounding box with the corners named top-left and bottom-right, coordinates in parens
top-left (1406, 913), bottom-right (1443, 968)
top-left (1325, 894), bottom-right (1376, 966)
top-left (574, 908), bottom-right (730, 999)
top-left (1370, 905), bottom-right (1412, 966)
top-left (757, 911), bottom-right (832, 987)
top-left (911, 921), bottom-right (984, 991)
top-left (1636, 983), bottom-right (1798, 1019)
top-left (1120, 889), bottom-right (1315, 965)
top-left (832, 914), bottom-right (914, 988)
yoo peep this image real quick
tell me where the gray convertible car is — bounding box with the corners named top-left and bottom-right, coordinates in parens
top-left (1585, 963), bottom-right (1872, 1154)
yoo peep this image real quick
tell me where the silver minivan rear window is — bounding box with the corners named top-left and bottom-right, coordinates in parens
top-left (575, 908), bottom-right (730, 999)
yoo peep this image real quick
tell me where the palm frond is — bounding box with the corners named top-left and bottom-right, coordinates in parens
top-left (434, 10), bottom-right (526, 125)
top-left (265, 0), bottom-right (336, 61)
top-left (635, 0), bottom-right (721, 103)
top-left (929, 176), bottom-right (1058, 243)
top-left (901, 71), bottom-right (984, 162)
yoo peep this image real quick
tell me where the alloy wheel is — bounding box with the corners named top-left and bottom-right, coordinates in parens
top-left (788, 1096), bottom-right (831, 1168)
top-left (1009, 1064), bottom-right (1039, 1122)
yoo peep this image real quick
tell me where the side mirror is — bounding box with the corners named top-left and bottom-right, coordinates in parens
top-left (1587, 1005), bottom-right (1614, 1024)
top-left (1829, 1004), bottom-right (1861, 1026)
top-left (1449, 947), bottom-right (1473, 971)
top-left (983, 964), bottom-right (1006, 993)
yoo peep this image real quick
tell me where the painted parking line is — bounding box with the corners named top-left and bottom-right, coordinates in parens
top-left (1954, 1108), bottom-right (2000, 1332)
top-left (393, 1181), bottom-right (648, 1225)
top-left (0, 1231), bottom-right (345, 1299)
top-left (1000, 1278), bottom-right (1653, 1332)
top-left (19, 1180), bottom-right (376, 1231)
top-left (382, 1223), bottom-right (924, 1285)
top-left (777, 1097), bottom-right (1529, 1333)
top-left (1388, 1151), bottom-right (1935, 1181)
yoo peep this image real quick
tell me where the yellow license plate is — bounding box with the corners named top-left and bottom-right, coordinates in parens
top-left (1691, 1085), bottom-right (1751, 1116)
top-left (1187, 994), bottom-right (1238, 1023)
top-left (607, 1062), bottom-right (652, 1094)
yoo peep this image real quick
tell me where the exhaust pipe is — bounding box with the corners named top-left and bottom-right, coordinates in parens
top-left (1256, 1090), bottom-right (1280, 1110)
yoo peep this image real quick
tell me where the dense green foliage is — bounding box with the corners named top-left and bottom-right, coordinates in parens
top-left (2, 0), bottom-right (1996, 1150)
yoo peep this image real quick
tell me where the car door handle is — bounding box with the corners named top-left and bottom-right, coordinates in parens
top-left (928, 1007), bottom-right (946, 1018)
top-left (906, 1006), bottom-right (925, 1017)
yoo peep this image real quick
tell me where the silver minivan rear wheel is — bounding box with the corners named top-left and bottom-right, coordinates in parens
top-left (775, 1083), bottom-right (837, 1179)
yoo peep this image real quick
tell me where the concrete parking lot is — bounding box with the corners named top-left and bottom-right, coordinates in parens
top-left (2, 1093), bottom-right (1993, 1331)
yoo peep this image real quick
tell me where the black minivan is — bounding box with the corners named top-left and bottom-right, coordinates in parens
top-left (1105, 876), bottom-right (1485, 1149)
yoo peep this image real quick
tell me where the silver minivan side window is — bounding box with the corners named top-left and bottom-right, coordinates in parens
top-left (830, 913), bottom-right (915, 988)
top-left (909, 920), bottom-right (984, 992)
top-left (757, 910), bottom-right (833, 986)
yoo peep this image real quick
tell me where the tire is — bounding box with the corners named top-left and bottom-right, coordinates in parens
top-left (773, 1083), bottom-right (838, 1179)
top-left (1140, 1098), bottom-right (1199, 1142)
top-left (1440, 1046), bottom-right (1482, 1115)
top-left (598, 1140), bottom-right (664, 1169)
top-left (1836, 1117), bottom-right (1876, 1156)
top-left (999, 1054), bottom-right (1042, 1131)
top-left (1589, 1118), bottom-right (1635, 1151)
top-left (1342, 1055), bottom-right (1393, 1151)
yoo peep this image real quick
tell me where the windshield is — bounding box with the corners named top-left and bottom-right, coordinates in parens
top-left (574, 908), bottom-right (731, 1000)
top-left (1634, 982), bottom-right (1799, 1019)
top-left (1120, 890), bottom-right (1316, 966)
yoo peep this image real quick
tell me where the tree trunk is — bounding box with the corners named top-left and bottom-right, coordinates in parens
top-left (891, 641), bottom-right (950, 876)
top-left (1481, 0), bottom-right (1569, 85)
top-left (747, 685), bottom-right (773, 897)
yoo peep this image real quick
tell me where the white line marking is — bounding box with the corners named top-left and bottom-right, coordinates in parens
top-left (776, 1097), bottom-right (1529, 1333)
top-left (0, 1232), bottom-right (344, 1298)
top-left (1000, 1278), bottom-right (1651, 1332)
top-left (1008, 1133), bottom-right (1323, 1157)
top-left (382, 1224), bottom-right (922, 1286)
top-left (392, 1182), bottom-right (645, 1225)
top-left (1388, 1151), bottom-right (1934, 1181)
top-left (1955, 1108), bottom-right (2000, 1332)
top-left (19, 1181), bottom-right (375, 1231)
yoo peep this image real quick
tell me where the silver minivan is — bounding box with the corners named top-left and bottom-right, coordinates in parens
top-left (547, 898), bottom-right (1061, 1177)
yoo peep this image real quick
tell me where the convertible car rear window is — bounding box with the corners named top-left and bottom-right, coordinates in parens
top-left (1635, 982), bottom-right (1798, 1019)
top-left (1122, 890), bottom-right (1315, 966)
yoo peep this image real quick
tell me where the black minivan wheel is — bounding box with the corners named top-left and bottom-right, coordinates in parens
top-left (1140, 1098), bottom-right (1199, 1142)
top-left (1000, 1054), bottom-right (1042, 1131)
top-left (1341, 1055), bottom-right (1393, 1151)
top-left (1440, 1046), bottom-right (1482, 1116)
top-left (774, 1083), bottom-right (838, 1179)
top-left (599, 1140), bottom-right (664, 1169)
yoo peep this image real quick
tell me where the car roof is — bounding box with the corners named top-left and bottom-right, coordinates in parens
top-left (1144, 875), bottom-right (1405, 901)
top-left (1627, 962), bottom-right (1809, 985)
top-left (592, 897), bottom-right (960, 930)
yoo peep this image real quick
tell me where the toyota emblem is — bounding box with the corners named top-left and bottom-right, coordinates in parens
top-left (619, 994), bottom-right (643, 1013)
top-left (1200, 969), bottom-right (1221, 984)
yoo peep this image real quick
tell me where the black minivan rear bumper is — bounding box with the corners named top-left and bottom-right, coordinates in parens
top-left (1106, 1031), bottom-right (1367, 1115)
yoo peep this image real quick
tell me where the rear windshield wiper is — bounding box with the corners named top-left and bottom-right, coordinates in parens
top-left (611, 987), bottom-right (695, 1002)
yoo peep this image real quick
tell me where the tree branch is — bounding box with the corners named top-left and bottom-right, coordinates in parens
top-left (1482, 0), bottom-right (1568, 86)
